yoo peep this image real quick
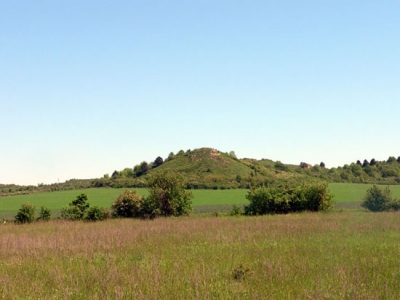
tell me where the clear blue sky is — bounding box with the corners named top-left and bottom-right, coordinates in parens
top-left (1, 1), bottom-right (399, 185)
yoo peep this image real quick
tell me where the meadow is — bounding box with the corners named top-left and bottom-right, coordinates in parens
top-left (2, 183), bottom-right (400, 219)
top-left (1, 212), bottom-right (399, 299)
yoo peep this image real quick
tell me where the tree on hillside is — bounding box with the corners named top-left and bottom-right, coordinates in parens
top-left (319, 162), bottom-right (325, 168)
top-left (229, 151), bottom-right (237, 159)
top-left (140, 161), bottom-right (149, 174)
top-left (362, 159), bottom-right (369, 167)
top-left (166, 152), bottom-right (175, 161)
top-left (397, 156), bottom-right (400, 163)
top-left (370, 158), bottom-right (376, 166)
top-left (154, 156), bottom-right (164, 167)
top-left (356, 160), bottom-right (362, 166)
top-left (275, 161), bottom-right (288, 172)
top-left (387, 156), bottom-right (396, 163)
top-left (111, 170), bottom-right (120, 178)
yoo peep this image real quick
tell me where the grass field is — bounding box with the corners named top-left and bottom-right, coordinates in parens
top-left (2, 183), bottom-right (400, 219)
top-left (1, 211), bottom-right (399, 299)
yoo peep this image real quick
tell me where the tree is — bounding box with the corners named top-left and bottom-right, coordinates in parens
top-left (370, 158), bottom-right (376, 166)
top-left (274, 161), bottom-right (288, 172)
top-left (166, 152), bottom-right (175, 161)
top-left (61, 194), bottom-right (90, 220)
top-left (319, 162), bottom-right (325, 168)
top-left (362, 159), bottom-right (369, 167)
top-left (229, 151), bottom-right (237, 159)
top-left (154, 156), bottom-right (164, 167)
top-left (361, 185), bottom-right (400, 212)
top-left (356, 160), bottom-right (362, 166)
top-left (387, 156), bottom-right (396, 163)
top-left (147, 171), bottom-right (193, 216)
top-left (140, 161), bottom-right (149, 174)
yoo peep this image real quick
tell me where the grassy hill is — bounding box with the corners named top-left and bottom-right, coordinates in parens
top-left (2, 148), bottom-right (400, 196)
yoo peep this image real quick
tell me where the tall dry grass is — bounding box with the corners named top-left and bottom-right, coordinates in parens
top-left (1, 212), bottom-right (399, 299)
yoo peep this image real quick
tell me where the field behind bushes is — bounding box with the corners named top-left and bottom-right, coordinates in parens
top-left (2, 183), bottom-right (400, 219)
top-left (1, 212), bottom-right (399, 299)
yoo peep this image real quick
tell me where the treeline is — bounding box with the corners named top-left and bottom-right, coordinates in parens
top-left (0, 179), bottom-right (93, 197)
top-left (297, 156), bottom-right (400, 184)
top-left (3, 151), bottom-right (400, 197)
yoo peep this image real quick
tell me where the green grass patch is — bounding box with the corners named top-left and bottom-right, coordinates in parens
top-left (329, 183), bottom-right (400, 202)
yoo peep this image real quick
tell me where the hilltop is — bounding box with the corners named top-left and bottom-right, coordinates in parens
top-left (2, 147), bottom-right (400, 196)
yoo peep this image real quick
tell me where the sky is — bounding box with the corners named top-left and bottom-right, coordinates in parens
top-left (1, 1), bottom-right (400, 185)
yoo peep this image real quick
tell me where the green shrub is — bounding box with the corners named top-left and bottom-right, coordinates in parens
top-left (244, 186), bottom-right (291, 215)
top-left (37, 206), bottom-right (51, 221)
top-left (229, 204), bottom-right (242, 216)
top-left (147, 171), bottom-right (193, 217)
top-left (60, 205), bottom-right (83, 220)
top-left (139, 197), bottom-right (161, 219)
top-left (111, 190), bottom-right (144, 218)
top-left (84, 206), bottom-right (110, 221)
top-left (296, 182), bottom-right (334, 212)
top-left (15, 203), bottom-right (36, 224)
top-left (361, 185), bottom-right (400, 212)
top-left (244, 182), bottom-right (334, 215)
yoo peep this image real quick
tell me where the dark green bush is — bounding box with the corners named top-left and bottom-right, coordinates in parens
top-left (84, 206), bottom-right (110, 221)
top-left (15, 203), bottom-right (36, 224)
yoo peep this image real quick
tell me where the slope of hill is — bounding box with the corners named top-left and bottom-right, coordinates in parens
top-left (2, 148), bottom-right (400, 196)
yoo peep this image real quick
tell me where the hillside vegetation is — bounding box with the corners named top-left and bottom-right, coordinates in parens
top-left (2, 148), bottom-right (400, 196)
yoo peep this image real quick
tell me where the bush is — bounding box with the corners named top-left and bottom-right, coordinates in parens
top-left (361, 185), bottom-right (400, 212)
top-left (147, 171), bottom-right (193, 217)
top-left (244, 182), bottom-right (334, 215)
top-left (37, 206), bottom-right (51, 221)
top-left (229, 204), bottom-right (242, 216)
top-left (295, 182), bottom-right (334, 212)
top-left (15, 203), bottom-right (36, 224)
top-left (60, 205), bottom-right (83, 220)
top-left (244, 186), bottom-right (290, 215)
top-left (84, 206), bottom-right (110, 221)
top-left (139, 197), bottom-right (161, 219)
top-left (111, 190), bottom-right (144, 218)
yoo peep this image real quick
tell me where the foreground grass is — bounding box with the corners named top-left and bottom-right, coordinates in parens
top-left (1, 212), bottom-right (399, 299)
